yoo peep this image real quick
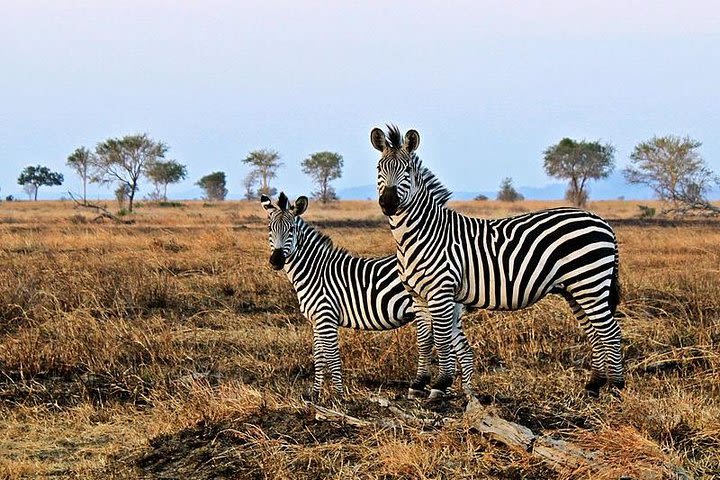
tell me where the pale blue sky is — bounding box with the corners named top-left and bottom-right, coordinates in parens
top-left (1, 1), bottom-right (719, 200)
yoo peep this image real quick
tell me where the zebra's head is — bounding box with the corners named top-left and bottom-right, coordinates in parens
top-left (371, 125), bottom-right (421, 216)
top-left (260, 192), bottom-right (309, 270)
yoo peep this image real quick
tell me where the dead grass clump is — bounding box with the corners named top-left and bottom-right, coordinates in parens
top-left (68, 213), bottom-right (89, 224)
top-left (571, 426), bottom-right (693, 480)
top-left (0, 313), bottom-right (177, 406)
top-left (150, 237), bottom-right (186, 253)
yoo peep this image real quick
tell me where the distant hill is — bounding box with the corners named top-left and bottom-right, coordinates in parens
top-left (337, 172), bottom-right (660, 201)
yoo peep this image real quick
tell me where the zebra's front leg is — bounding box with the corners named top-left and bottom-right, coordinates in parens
top-left (450, 304), bottom-right (476, 399)
top-left (308, 327), bottom-right (327, 402)
top-left (316, 318), bottom-right (344, 398)
top-left (428, 295), bottom-right (457, 400)
top-left (409, 306), bottom-right (433, 399)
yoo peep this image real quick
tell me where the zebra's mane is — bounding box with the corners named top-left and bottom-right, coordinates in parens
top-left (296, 217), bottom-right (350, 257)
top-left (387, 124), bottom-right (403, 149)
top-left (412, 155), bottom-right (453, 206)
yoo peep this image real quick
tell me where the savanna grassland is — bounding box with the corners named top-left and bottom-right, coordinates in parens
top-left (0, 199), bottom-right (718, 479)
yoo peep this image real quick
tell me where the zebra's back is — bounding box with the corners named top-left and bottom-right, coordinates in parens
top-left (457, 207), bottom-right (617, 310)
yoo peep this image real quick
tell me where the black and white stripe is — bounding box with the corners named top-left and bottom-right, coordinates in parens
top-left (372, 126), bottom-right (624, 398)
top-left (261, 192), bottom-right (465, 399)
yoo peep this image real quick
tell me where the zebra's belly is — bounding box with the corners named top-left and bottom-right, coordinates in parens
top-left (456, 271), bottom-right (555, 311)
top-left (332, 277), bottom-right (416, 330)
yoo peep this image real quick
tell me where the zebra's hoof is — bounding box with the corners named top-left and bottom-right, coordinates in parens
top-left (428, 388), bottom-right (446, 400)
top-left (610, 379), bottom-right (625, 390)
top-left (584, 375), bottom-right (607, 398)
top-left (408, 388), bottom-right (428, 400)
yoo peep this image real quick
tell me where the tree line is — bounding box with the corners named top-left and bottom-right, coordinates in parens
top-left (486, 134), bottom-right (718, 215)
top-left (10, 134), bottom-right (345, 211)
top-left (8, 132), bottom-right (718, 216)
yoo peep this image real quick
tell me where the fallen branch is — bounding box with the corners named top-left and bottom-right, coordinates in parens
top-left (661, 198), bottom-right (720, 217)
top-left (304, 401), bottom-right (372, 428)
top-left (368, 394), bottom-right (441, 428)
top-left (463, 398), bottom-right (691, 479)
top-left (68, 192), bottom-right (134, 224)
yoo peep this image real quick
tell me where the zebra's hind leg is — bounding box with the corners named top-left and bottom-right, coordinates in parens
top-left (567, 291), bottom-right (624, 396)
top-left (564, 297), bottom-right (607, 396)
top-left (409, 308), bottom-right (433, 399)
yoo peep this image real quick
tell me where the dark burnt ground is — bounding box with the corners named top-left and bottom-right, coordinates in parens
top-left (134, 404), bottom-right (366, 480)
top-left (131, 396), bottom-right (470, 479)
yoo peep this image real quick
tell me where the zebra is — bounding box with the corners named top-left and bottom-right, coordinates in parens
top-left (260, 192), bottom-right (466, 400)
top-left (371, 125), bottom-right (624, 399)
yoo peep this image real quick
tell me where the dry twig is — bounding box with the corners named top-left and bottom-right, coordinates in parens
top-left (68, 191), bottom-right (134, 224)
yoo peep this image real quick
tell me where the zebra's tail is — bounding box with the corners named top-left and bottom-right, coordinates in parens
top-left (608, 235), bottom-right (621, 316)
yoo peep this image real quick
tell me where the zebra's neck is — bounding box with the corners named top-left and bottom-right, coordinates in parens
top-left (283, 217), bottom-right (336, 283)
top-left (388, 186), bottom-right (451, 249)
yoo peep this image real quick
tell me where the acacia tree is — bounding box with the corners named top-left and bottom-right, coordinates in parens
top-left (197, 172), bottom-right (228, 201)
top-left (301, 151), bottom-right (343, 203)
top-left (66, 147), bottom-right (93, 204)
top-left (17, 165), bottom-right (64, 201)
top-left (497, 177), bottom-right (524, 202)
top-left (91, 133), bottom-right (168, 212)
top-left (543, 138), bottom-right (615, 206)
top-left (624, 135), bottom-right (719, 215)
top-left (145, 160), bottom-right (187, 201)
top-left (242, 149), bottom-right (282, 197)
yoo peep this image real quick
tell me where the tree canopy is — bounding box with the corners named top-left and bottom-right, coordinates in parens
top-left (145, 160), bottom-right (187, 201)
top-left (92, 133), bottom-right (168, 212)
top-left (197, 172), bottom-right (228, 201)
top-left (242, 149), bottom-right (283, 197)
top-left (624, 135), bottom-right (719, 215)
top-left (17, 165), bottom-right (64, 201)
top-left (301, 151), bottom-right (344, 203)
top-left (543, 138), bottom-right (615, 206)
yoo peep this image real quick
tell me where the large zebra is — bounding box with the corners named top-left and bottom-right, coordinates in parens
top-left (371, 126), bottom-right (624, 399)
top-left (261, 192), bottom-right (465, 399)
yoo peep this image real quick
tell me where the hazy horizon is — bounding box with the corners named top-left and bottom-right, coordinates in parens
top-left (2, 1), bottom-right (719, 201)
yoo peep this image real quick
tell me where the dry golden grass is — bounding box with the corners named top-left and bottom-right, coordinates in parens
top-left (0, 199), bottom-right (718, 479)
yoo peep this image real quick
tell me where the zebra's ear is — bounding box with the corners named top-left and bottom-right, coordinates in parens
top-left (260, 195), bottom-right (275, 215)
top-left (404, 129), bottom-right (420, 153)
top-left (293, 196), bottom-right (309, 216)
top-left (370, 128), bottom-right (387, 152)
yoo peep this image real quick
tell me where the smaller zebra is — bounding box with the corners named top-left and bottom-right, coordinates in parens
top-left (261, 192), bottom-right (465, 400)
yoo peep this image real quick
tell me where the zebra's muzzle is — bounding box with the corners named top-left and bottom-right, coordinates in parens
top-left (379, 186), bottom-right (399, 216)
top-left (269, 248), bottom-right (285, 270)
